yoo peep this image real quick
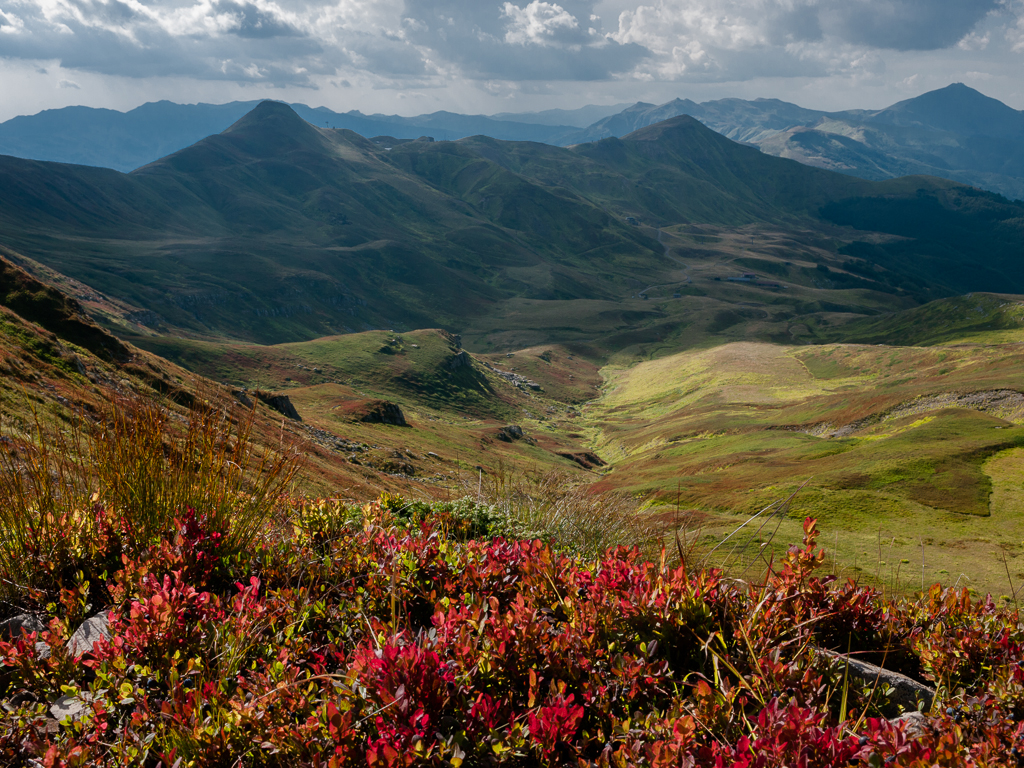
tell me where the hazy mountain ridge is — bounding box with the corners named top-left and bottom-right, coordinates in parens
top-left (564, 84), bottom-right (1024, 200)
top-left (0, 100), bottom-right (583, 172)
top-left (5, 84), bottom-right (1023, 201)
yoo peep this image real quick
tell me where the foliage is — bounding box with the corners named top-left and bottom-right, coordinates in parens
top-left (3, 498), bottom-right (1024, 766)
top-left (0, 396), bottom-right (296, 610)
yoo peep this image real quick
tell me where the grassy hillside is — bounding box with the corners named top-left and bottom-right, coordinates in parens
top-left (824, 293), bottom-right (1024, 346)
top-left (0, 253), bottom-right (605, 505)
top-left (584, 325), bottom-right (1024, 594)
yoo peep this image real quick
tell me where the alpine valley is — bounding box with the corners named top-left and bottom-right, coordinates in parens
top-left (2, 97), bottom-right (1024, 594)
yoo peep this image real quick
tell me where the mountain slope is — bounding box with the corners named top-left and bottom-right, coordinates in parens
top-left (0, 102), bottom-right (664, 343)
top-left (1, 102), bottom-right (1023, 350)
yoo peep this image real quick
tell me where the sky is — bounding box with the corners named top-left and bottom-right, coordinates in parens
top-left (1, 0), bottom-right (1023, 121)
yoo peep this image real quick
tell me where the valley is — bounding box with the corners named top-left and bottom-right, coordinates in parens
top-left (2, 100), bottom-right (1024, 597)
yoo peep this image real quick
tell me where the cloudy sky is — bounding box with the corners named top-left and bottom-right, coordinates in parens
top-left (0, 0), bottom-right (1023, 121)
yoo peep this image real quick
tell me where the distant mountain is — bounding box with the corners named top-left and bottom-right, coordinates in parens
top-left (491, 104), bottom-right (630, 127)
top-left (871, 83), bottom-right (1024, 137)
top-left (566, 84), bottom-right (1024, 200)
top-left (4, 85), bottom-right (1022, 199)
top-left (0, 101), bottom-right (579, 172)
top-left (1, 101), bottom-right (1021, 349)
top-left (556, 100), bottom-right (698, 141)
top-left (560, 97), bottom-right (826, 145)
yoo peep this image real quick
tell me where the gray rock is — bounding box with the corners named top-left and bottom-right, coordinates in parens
top-left (891, 710), bottom-right (929, 739)
top-left (817, 648), bottom-right (935, 717)
top-left (35, 642), bottom-right (51, 660)
top-left (67, 611), bottom-right (110, 658)
top-left (445, 351), bottom-right (472, 371)
top-left (497, 425), bottom-right (524, 442)
top-left (0, 613), bottom-right (45, 638)
top-left (359, 401), bottom-right (407, 426)
top-left (232, 389), bottom-right (253, 409)
top-left (50, 692), bottom-right (96, 723)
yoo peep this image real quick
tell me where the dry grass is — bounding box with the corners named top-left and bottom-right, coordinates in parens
top-left (463, 466), bottom-right (664, 559)
top-left (0, 394), bottom-right (298, 608)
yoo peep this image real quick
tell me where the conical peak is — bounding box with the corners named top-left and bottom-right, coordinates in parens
top-left (224, 100), bottom-right (308, 132)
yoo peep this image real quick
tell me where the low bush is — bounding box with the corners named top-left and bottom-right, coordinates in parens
top-left (3, 410), bottom-right (1024, 766)
top-left (2, 506), bottom-right (1024, 766)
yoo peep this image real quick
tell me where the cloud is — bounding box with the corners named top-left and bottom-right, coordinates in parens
top-left (1009, 2), bottom-right (1024, 53)
top-left (0, 0), bottom-right (1010, 90)
top-left (57, 77), bottom-right (79, 88)
top-left (502, 2), bottom-right (580, 46)
top-left (958, 32), bottom-right (990, 51)
top-left (609, 0), bottom-right (1001, 81)
top-left (810, 0), bottom-right (995, 51)
top-left (211, 1), bottom-right (303, 39)
top-left (400, 0), bottom-right (647, 80)
top-left (0, 0), bottom-right (337, 85)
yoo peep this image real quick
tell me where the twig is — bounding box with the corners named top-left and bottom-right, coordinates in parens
top-left (702, 479), bottom-right (810, 569)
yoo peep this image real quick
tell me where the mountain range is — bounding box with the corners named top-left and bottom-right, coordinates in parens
top-left (2, 84), bottom-right (1023, 200)
top-left (0, 99), bottom-right (1022, 354)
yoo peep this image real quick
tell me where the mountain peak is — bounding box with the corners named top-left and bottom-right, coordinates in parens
top-left (136, 100), bottom-right (333, 174)
top-left (224, 100), bottom-right (309, 132)
top-left (217, 100), bottom-right (331, 155)
top-left (875, 83), bottom-right (1024, 138)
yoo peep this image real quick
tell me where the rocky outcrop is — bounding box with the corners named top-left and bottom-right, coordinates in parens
top-left (336, 398), bottom-right (408, 426)
top-left (359, 401), bottom-right (407, 426)
top-left (480, 361), bottom-right (542, 391)
top-left (255, 391), bottom-right (302, 421)
top-left (0, 255), bottom-right (132, 363)
top-left (497, 425), bottom-right (524, 442)
top-left (557, 451), bottom-right (607, 470)
top-left (445, 351), bottom-right (472, 371)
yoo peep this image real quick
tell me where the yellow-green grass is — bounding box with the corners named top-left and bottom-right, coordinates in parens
top-left (585, 339), bottom-right (1024, 595)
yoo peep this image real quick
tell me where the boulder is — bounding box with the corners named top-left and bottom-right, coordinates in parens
top-left (497, 425), bottom-right (524, 442)
top-left (232, 389), bottom-right (254, 409)
top-left (50, 691), bottom-right (96, 723)
top-left (255, 392), bottom-right (302, 421)
top-left (891, 710), bottom-right (929, 739)
top-left (816, 648), bottom-right (935, 717)
top-left (67, 611), bottom-right (110, 658)
top-left (338, 399), bottom-right (407, 426)
top-left (1, 613), bottom-right (45, 638)
top-left (557, 451), bottom-right (607, 470)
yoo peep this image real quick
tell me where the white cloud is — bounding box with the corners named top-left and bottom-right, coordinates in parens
top-left (0, 8), bottom-right (26, 34)
top-left (958, 31), bottom-right (990, 51)
top-left (57, 76), bottom-right (79, 87)
top-left (1008, 2), bottom-right (1024, 53)
top-left (610, 0), bottom-right (999, 81)
top-left (502, 1), bottom-right (580, 46)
